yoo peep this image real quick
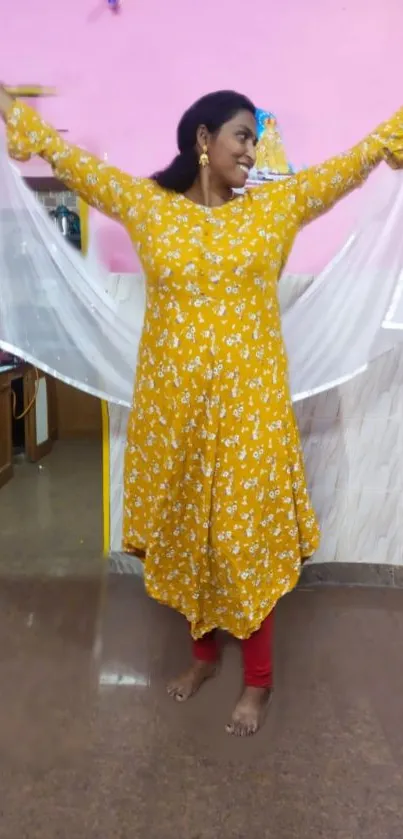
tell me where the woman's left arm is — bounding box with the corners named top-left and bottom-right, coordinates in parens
top-left (283, 108), bottom-right (403, 226)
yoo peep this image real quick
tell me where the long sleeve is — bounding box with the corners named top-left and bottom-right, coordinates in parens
top-left (282, 107), bottom-right (403, 226)
top-left (6, 100), bottom-right (149, 224)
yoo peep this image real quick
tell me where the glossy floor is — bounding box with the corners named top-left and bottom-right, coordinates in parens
top-left (1, 444), bottom-right (403, 837)
top-left (0, 440), bottom-right (102, 575)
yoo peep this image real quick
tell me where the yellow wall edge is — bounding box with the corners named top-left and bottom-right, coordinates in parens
top-left (101, 400), bottom-right (110, 557)
top-left (78, 198), bottom-right (109, 557)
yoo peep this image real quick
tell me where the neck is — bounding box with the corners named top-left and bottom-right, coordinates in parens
top-left (184, 173), bottom-right (233, 208)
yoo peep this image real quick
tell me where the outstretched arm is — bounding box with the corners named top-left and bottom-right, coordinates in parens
top-left (0, 87), bottom-right (147, 224)
top-left (282, 108), bottom-right (403, 226)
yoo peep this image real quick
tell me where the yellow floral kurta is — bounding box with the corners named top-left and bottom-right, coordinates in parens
top-left (7, 102), bottom-right (403, 638)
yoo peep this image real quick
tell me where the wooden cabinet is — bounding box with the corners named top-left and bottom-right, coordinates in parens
top-left (0, 364), bottom-right (58, 487)
top-left (0, 364), bottom-right (101, 490)
top-left (23, 367), bottom-right (56, 462)
top-left (55, 380), bottom-right (101, 439)
top-left (0, 379), bottom-right (13, 489)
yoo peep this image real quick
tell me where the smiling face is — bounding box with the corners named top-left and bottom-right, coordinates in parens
top-left (197, 109), bottom-right (258, 190)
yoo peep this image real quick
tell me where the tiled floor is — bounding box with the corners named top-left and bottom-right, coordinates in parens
top-left (0, 440), bottom-right (102, 575)
top-left (1, 443), bottom-right (403, 838)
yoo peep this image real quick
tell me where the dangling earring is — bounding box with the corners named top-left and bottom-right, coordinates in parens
top-left (199, 145), bottom-right (209, 167)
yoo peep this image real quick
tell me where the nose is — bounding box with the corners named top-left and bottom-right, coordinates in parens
top-left (246, 137), bottom-right (256, 166)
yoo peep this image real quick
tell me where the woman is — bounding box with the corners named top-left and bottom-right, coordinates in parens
top-left (1, 85), bottom-right (402, 736)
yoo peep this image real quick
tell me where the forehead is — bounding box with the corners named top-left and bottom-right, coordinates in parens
top-left (224, 109), bottom-right (257, 133)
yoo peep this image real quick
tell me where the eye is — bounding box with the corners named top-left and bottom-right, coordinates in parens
top-left (236, 131), bottom-right (248, 142)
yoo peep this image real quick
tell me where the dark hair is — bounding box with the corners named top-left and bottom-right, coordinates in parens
top-left (152, 90), bottom-right (256, 193)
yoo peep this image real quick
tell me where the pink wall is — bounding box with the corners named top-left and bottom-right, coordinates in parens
top-left (2, 0), bottom-right (402, 272)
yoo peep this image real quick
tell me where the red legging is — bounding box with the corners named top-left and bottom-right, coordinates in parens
top-left (192, 612), bottom-right (274, 688)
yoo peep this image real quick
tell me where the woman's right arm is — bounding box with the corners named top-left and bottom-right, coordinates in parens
top-left (0, 86), bottom-right (149, 224)
top-left (281, 108), bottom-right (403, 226)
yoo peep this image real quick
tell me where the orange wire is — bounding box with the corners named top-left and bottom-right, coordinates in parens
top-left (12, 367), bottom-right (40, 421)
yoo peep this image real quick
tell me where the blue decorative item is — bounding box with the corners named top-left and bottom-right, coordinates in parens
top-left (255, 108), bottom-right (276, 141)
top-left (107, 0), bottom-right (121, 10)
top-left (250, 108), bottom-right (294, 182)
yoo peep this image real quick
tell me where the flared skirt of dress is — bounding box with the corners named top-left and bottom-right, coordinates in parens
top-left (123, 325), bottom-right (320, 640)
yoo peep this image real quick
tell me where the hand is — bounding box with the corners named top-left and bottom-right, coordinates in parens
top-left (0, 84), bottom-right (13, 120)
top-left (381, 108), bottom-right (403, 170)
top-left (385, 148), bottom-right (403, 170)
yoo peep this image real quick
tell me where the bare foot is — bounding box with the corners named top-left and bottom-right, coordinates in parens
top-left (167, 660), bottom-right (217, 703)
top-left (226, 686), bottom-right (272, 736)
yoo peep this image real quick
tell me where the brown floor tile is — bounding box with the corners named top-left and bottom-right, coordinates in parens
top-left (1, 443), bottom-right (403, 837)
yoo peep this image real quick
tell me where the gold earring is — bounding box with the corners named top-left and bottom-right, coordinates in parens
top-left (199, 145), bottom-right (209, 167)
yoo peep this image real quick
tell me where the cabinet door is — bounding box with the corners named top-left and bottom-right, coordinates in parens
top-left (0, 383), bottom-right (13, 487)
top-left (24, 369), bottom-right (53, 462)
top-left (47, 376), bottom-right (58, 441)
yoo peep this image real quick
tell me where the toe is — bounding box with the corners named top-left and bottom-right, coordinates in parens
top-left (246, 723), bottom-right (258, 737)
top-left (169, 688), bottom-right (184, 701)
top-left (167, 683), bottom-right (184, 699)
top-left (174, 690), bottom-right (187, 702)
top-left (226, 708), bottom-right (261, 737)
top-left (225, 718), bottom-right (247, 737)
